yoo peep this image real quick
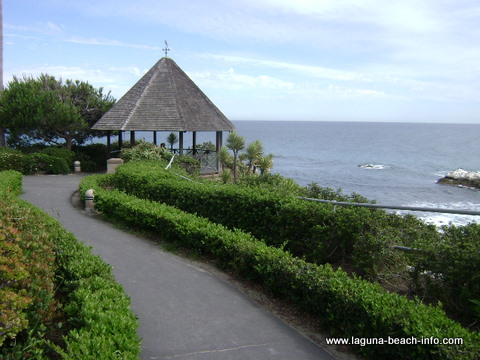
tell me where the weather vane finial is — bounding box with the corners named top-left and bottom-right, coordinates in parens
top-left (163, 40), bottom-right (170, 57)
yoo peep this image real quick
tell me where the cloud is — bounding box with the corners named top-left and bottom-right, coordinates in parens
top-left (5, 21), bottom-right (65, 36)
top-left (200, 54), bottom-right (378, 83)
top-left (189, 68), bottom-right (294, 91)
top-left (66, 36), bottom-right (163, 51)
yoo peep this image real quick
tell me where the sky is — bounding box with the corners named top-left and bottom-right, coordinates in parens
top-left (4, 0), bottom-right (480, 123)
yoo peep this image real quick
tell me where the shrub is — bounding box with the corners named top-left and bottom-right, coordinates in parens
top-left (0, 149), bottom-right (71, 175)
top-left (0, 171), bottom-right (140, 358)
top-left (120, 140), bottom-right (172, 163)
top-left (409, 223), bottom-right (480, 323)
top-left (0, 148), bottom-right (27, 173)
top-left (0, 170), bottom-right (22, 195)
top-left (73, 143), bottom-right (110, 172)
top-left (80, 174), bottom-right (480, 360)
top-left (26, 153), bottom-right (70, 174)
top-left (0, 193), bottom-right (58, 354)
top-left (41, 147), bottom-right (76, 168)
top-left (109, 161), bottom-right (480, 328)
top-left (110, 161), bottom-right (406, 275)
top-left (174, 155), bottom-right (200, 175)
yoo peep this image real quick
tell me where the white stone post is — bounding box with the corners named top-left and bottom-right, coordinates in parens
top-left (85, 189), bottom-right (95, 212)
top-left (74, 160), bottom-right (81, 173)
top-left (107, 158), bottom-right (124, 174)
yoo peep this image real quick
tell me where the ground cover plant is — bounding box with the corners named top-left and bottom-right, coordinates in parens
top-left (80, 172), bottom-right (480, 359)
top-left (0, 170), bottom-right (140, 359)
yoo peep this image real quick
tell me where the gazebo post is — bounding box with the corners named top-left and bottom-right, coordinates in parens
top-left (192, 131), bottom-right (197, 155)
top-left (107, 131), bottom-right (111, 154)
top-left (216, 131), bottom-right (223, 171)
top-left (153, 131), bottom-right (157, 145)
top-left (179, 131), bottom-right (184, 155)
top-left (118, 131), bottom-right (123, 149)
top-left (130, 131), bottom-right (136, 146)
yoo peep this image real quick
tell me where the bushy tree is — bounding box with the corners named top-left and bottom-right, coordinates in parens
top-left (166, 132), bottom-right (178, 151)
top-left (0, 74), bottom-right (115, 149)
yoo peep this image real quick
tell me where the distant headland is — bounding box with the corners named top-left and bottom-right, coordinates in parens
top-left (438, 169), bottom-right (480, 190)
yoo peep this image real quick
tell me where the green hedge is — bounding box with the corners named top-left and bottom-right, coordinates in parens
top-left (110, 161), bottom-right (480, 324)
top-left (110, 162), bottom-right (422, 272)
top-left (80, 173), bottom-right (480, 360)
top-left (0, 171), bottom-right (140, 359)
top-left (0, 148), bottom-right (70, 175)
top-left (0, 170), bottom-right (22, 196)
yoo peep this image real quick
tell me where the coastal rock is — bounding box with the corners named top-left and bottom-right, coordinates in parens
top-left (438, 169), bottom-right (480, 189)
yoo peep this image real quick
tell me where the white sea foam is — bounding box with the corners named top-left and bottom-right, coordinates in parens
top-left (396, 201), bottom-right (480, 227)
top-left (358, 164), bottom-right (389, 170)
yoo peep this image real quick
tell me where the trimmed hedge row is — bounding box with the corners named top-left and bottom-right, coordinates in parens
top-left (111, 162), bottom-right (425, 273)
top-left (0, 148), bottom-right (70, 174)
top-left (81, 173), bottom-right (480, 360)
top-left (110, 161), bottom-right (480, 325)
top-left (0, 171), bottom-right (140, 359)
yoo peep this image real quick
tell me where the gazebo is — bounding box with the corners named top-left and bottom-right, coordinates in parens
top-left (91, 56), bottom-right (235, 173)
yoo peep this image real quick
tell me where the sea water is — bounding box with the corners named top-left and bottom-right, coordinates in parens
top-left (127, 121), bottom-right (480, 226)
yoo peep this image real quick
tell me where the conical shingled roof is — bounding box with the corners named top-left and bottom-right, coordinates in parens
top-left (92, 57), bottom-right (235, 132)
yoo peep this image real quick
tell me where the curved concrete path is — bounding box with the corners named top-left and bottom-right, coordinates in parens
top-left (21, 174), bottom-right (336, 360)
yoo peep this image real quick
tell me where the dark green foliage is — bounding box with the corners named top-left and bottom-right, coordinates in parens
top-left (0, 171), bottom-right (140, 359)
top-left (0, 148), bottom-right (26, 173)
top-left (41, 147), bottom-right (76, 168)
top-left (110, 161), bottom-right (480, 328)
top-left (80, 173), bottom-right (480, 360)
top-left (0, 74), bottom-right (115, 149)
top-left (73, 143), bottom-right (110, 172)
top-left (0, 148), bottom-right (70, 174)
top-left (26, 153), bottom-right (70, 175)
top-left (410, 223), bottom-right (480, 322)
top-left (305, 182), bottom-right (372, 203)
top-left (239, 173), bottom-right (305, 196)
top-left (110, 162), bottom-right (404, 275)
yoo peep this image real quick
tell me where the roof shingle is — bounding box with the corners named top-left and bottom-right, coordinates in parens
top-left (92, 57), bottom-right (235, 132)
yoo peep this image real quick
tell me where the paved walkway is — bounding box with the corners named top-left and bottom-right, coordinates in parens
top-left (21, 174), bottom-right (336, 360)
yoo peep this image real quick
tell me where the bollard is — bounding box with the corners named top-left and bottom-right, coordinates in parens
top-left (107, 158), bottom-right (124, 174)
top-left (74, 160), bottom-right (81, 173)
top-left (85, 189), bottom-right (95, 212)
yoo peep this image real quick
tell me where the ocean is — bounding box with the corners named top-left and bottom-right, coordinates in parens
top-left (128, 121), bottom-right (480, 226)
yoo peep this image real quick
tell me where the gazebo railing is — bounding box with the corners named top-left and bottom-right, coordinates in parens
top-left (193, 151), bottom-right (219, 174)
top-left (171, 149), bottom-right (219, 174)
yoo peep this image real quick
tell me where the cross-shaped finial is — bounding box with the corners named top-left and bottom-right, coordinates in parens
top-left (163, 40), bottom-right (170, 57)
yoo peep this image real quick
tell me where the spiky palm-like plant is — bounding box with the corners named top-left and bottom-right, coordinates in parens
top-left (226, 132), bottom-right (245, 182)
top-left (258, 154), bottom-right (274, 175)
top-left (244, 140), bottom-right (264, 174)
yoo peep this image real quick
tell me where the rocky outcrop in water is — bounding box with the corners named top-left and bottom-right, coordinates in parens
top-left (438, 169), bottom-right (480, 189)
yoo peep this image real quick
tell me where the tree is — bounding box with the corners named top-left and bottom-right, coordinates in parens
top-left (166, 132), bottom-right (178, 151)
top-left (258, 154), bottom-right (274, 174)
top-left (244, 140), bottom-right (264, 174)
top-left (226, 131), bottom-right (245, 182)
top-left (0, 74), bottom-right (115, 149)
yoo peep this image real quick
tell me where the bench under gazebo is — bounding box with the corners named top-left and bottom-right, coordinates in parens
top-left (91, 56), bottom-right (235, 173)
